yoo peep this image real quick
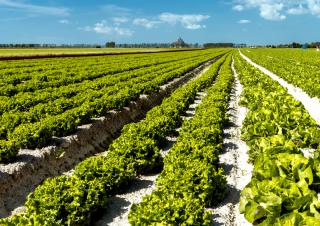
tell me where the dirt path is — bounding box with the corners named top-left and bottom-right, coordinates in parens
top-left (93, 64), bottom-right (213, 226)
top-left (210, 58), bottom-right (252, 226)
top-left (240, 51), bottom-right (320, 126)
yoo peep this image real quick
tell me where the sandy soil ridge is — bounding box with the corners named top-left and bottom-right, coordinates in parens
top-left (209, 58), bottom-right (252, 226)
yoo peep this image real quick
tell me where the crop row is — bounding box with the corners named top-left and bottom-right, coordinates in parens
top-left (0, 49), bottom-right (200, 71)
top-left (242, 49), bottom-right (320, 98)
top-left (234, 53), bottom-right (320, 225)
top-left (0, 50), bottom-right (218, 96)
top-left (0, 50), bottom-right (228, 162)
top-left (0, 50), bottom-right (152, 71)
top-left (128, 54), bottom-right (234, 225)
top-left (0, 53), bottom-right (216, 114)
top-left (0, 54), bottom-right (228, 225)
top-left (0, 55), bottom-right (204, 139)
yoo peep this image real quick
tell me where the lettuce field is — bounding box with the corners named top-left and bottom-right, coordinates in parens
top-left (0, 48), bottom-right (319, 226)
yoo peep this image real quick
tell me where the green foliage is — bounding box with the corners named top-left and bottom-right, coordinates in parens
top-left (240, 177), bottom-right (320, 225)
top-left (128, 54), bottom-right (234, 225)
top-left (26, 176), bottom-right (107, 226)
top-left (108, 135), bottom-right (163, 174)
top-left (235, 53), bottom-right (320, 225)
top-left (73, 155), bottom-right (136, 194)
top-left (0, 49), bottom-right (229, 162)
top-left (129, 192), bottom-right (213, 226)
top-left (243, 48), bottom-right (320, 98)
top-left (1, 51), bottom-right (230, 225)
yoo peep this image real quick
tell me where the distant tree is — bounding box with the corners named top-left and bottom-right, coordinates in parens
top-left (277, 44), bottom-right (290, 48)
top-left (308, 42), bottom-right (319, 48)
top-left (106, 41), bottom-right (116, 48)
top-left (203, 43), bottom-right (234, 48)
top-left (193, 43), bottom-right (200, 48)
top-left (291, 42), bottom-right (302, 48)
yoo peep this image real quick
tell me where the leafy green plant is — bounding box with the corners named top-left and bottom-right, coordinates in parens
top-left (235, 53), bottom-right (320, 225)
top-left (0, 49), bottom-right (230, 162)
top-left (0, 51), bottom-right (230, 225)
top-left (128, 54), bottom-right (234, 225)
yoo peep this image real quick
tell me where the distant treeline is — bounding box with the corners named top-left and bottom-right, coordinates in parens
top-left (0, 44), bottom-right (103, 48)
top-left (265, 42), bottom-right (320, 48)
top-left (114, 43), bottom-right (201, 48)
top-left (0, 42), bottom-right (238, 49)
top-left (1, 42), bottom-right (319, 49)
top-left (203, 43), bottom-right (235, 48)
top-left (0, 43), bottom-right (202, 49)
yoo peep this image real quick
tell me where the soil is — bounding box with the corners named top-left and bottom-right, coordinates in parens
top-left (209, 58), bottom-right (252, 226)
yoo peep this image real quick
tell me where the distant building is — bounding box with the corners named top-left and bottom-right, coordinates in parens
top-left (171, 37), bottom-right (188, 48)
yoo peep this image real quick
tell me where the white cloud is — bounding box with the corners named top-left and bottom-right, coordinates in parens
top-left (133, 18), bottom-right (161, 29)
top-left (113, 17), bottom-right (129, 25)
top-left (307, 0), bottom-right (320, 15)
top-left (81, 20), bottom-right (133, 36)
top-left (232, 0), bottom-right (320, 20)
top-left (238, 19), bottom-right (251, 23)
top-left (260, 3), bottom-right (286, 21)
top-left (0, 0), bottom-right (69, 16)
top-left (59, 19), bottom-right (70, 24)
top-left (287, 4), bottom-right (308, 15)
top-left (159, 13), bottom-right (210, 29)
top-left (233, 4), bottom-right (245, 11)
top-left (113, 27), bottom-right (134, 36)
top-left (92, 21), bottom-right (112, 34)
top-left (132, 13), bottom-right (210, 30)
top-left (102, 4), bottom-right (131, 16)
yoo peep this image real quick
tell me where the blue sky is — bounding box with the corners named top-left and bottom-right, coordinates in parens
top-left (0, 0), bottom-right (319, 45)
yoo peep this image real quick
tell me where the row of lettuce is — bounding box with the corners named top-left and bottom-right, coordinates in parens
top-left (128, 54), bottom-right (234, 225)
top-left (0, 50), bottom-right (228, 162)
top-left (242, 48), bottom-right (320, 99)
top-left (0, 53), bottom-right (209, 114)
top-left (0, 53), bottom-right (229, 225)
top-left (0, 50), bottom-right (216, 95)
top-left (234, 53), bottom-right (320, 225)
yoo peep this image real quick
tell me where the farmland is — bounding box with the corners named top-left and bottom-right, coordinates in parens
top-left (0, 48), bottom-right (183, 59)
top-left (242, 48), bottom-right (320, 99)
top-left (0, 49), bottom-right (226, 162)
top-left (235, 52), bottom-right (320, 225)
top-left (0, 47), bottom-right (319, 226)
